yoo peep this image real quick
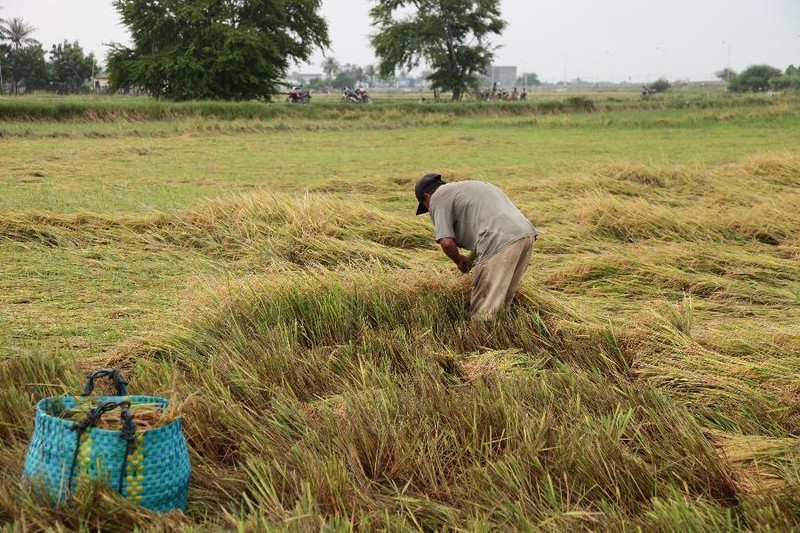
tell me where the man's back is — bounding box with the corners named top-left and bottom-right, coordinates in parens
top-left (429, 181), bottom-right (536, 261)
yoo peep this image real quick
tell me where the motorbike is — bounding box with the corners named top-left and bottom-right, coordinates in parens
top-left (341, 86), bottom-right (370, 103)
top-left (287, 86), bottom-right (311, 103)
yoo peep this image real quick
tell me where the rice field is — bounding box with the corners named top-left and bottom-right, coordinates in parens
top-left (1, 90), bottom-right (799, 531)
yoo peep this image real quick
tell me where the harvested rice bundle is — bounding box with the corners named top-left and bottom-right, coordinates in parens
top-left (46, 398), bottom-right (182, 431)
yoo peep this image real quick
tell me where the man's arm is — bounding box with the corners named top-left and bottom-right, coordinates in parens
top-left (438, 237), bottom-right (473, 273)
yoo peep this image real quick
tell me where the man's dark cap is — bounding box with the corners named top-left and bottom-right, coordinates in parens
top-left (414, 173), bottom-right (445, 215)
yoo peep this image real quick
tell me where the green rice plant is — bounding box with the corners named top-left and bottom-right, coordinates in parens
top-left (55, 268), bottom-right (743, 529)
top-left (565, 96), bottom-right (595, 112)
top-left (641, 492), bottom-right (743, 532)
top-left (657, 295), bottom-right (694, 335)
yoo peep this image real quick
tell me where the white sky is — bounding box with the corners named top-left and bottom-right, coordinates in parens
top-left (3, 0), bottom-right (799, 82)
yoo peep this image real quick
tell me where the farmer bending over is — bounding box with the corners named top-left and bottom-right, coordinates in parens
top-left (414, 173), bottom-right (537, 320)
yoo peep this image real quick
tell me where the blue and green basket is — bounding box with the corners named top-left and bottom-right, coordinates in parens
top-left (22, 369), bottom-right (191, 513)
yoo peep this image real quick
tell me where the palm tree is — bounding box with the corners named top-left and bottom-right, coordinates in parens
top-left (1, 17), bottom-right (37, 93)
top-left (321, 56), bottom-right (339, 81)
top-left (0, 6), bottom-right (5, 92)
top-left (3, 17), bottom-right (36, 52)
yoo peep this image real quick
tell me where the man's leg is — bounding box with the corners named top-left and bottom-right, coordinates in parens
top-left (503, 236), bottom-right (534, 306)
top-left (470, 237), bottom-right (532, 320)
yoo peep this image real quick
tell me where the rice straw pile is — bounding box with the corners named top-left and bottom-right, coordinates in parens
top-left (49, 400), bottom-right (180, 431)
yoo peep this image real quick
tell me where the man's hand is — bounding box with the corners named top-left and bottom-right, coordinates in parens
top-left (458, 253), bottom-right (475, 273)
top-left (439, 237), bottom-right (475, 274)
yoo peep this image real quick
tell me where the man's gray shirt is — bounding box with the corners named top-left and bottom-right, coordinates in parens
top-left (429, 181), bottom-right (537, 261)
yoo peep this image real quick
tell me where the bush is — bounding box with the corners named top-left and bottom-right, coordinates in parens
top-left (769, 75), bottom-right (800, 92)
top-left (648, 78), bottom-right (671, 93)
top-left (728, 64), bottom-right (783, 93)
top-left (566, 96), bottom-right (595, 112)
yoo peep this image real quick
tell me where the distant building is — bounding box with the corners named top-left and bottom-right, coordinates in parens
top-left (490, 66), bottom-right (517, 88)
top-left (291, 72), bottom-right (324, 85)
top-left (92, 74), bottom-right (110, 93)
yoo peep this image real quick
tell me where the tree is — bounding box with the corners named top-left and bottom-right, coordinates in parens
top-left (516, 72), bottom-right (540, 87)
top-left (107, 0), bottom-right (330, 101)
top-left (321, 56), bottom-right (340, 80)
top-left (1, 17), bottom-right (35, 52)
top-left (370, 0), bottom-right (506, 101)
top-left (0, 17), bottom-right (37, 93)
top-left (715, 68), bottom-right (736, 82)
top-left (50, 40), bottom-right (98, 94)
top-left (0, 7), bottom-right (7, 92)
top-left (648, 78), bottom-right (670, 93)
top-left (364, 64), bottom-right (375, 86)
top-left (305, 77), bottom-right (326, 90)
top-left (727, 64), bottom-right (782, 93)
top-left (12, 42), bottom-right (47, 92)
top-left (0, 43), bottom-right (8, 92)
top-left (768, 65), bottom-right (800, 92)
top-left (330, 63), bottom-right (366, 89)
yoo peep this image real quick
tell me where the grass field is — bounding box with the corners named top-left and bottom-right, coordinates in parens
top-left (1, 89), bottom-right (799, 531)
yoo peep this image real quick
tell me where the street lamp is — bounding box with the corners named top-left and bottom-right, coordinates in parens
top-left (604, 51), bottom-right (614, 84)
top-left (655, 46), bottom-right (666, 78)
top-left (522, 58), bottom-right (528, 88)
top-left (721, 41), bottom-right (731, 81)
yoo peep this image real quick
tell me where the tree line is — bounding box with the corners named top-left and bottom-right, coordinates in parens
top-left (0, 16), bottom-right (100, 94)
top-left (716, 65), bottom-right (800, 93)
top-left (2, 0), bottom-right (510, 101)
top-left (2, 1), bottom-right (797, 101)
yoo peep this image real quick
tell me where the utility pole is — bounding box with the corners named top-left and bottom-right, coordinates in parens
top-left (655, 46), bottom-right (666, 79)
top-left (605, 51), bottom-right (614, 85)
top-left (522, 58), bottom-right (528, 88)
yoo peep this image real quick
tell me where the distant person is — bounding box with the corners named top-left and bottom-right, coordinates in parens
top-left (414, 174), bottom-right (538, 320)
top-left (511, 86), bottom-right (518, 100)
top-left (520, 87), bottom-right (527, 100)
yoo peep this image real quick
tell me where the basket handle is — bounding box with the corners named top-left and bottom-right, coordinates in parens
top-left (81, 368), bottom-right (129, 396)
top-left (70, 400), bottom-right (132, 432)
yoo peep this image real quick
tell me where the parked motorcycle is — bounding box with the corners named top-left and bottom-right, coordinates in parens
top-left (480, 82), bottom-right (519, 101)
top-left (287, 86), bottom-right (311, 103)
top-left (356, 87), bottom-right (370, 104)
top-left (341, 86), bottom-right (370, 104)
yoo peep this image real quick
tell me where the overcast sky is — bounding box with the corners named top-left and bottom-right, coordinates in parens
top-left (3, 0), bottom-right (798, 82)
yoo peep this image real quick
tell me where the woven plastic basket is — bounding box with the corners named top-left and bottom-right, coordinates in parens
top-left (22, 369), bottom-right (191, 513)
